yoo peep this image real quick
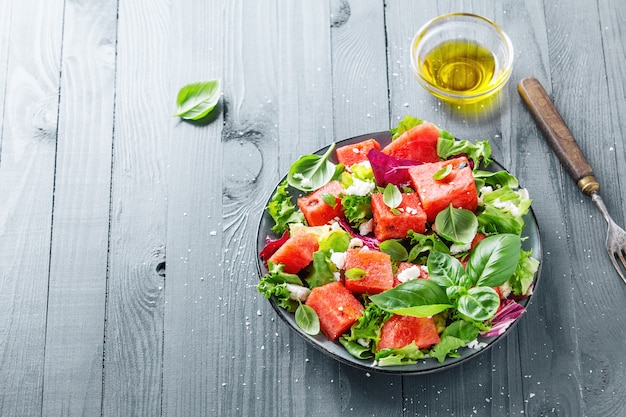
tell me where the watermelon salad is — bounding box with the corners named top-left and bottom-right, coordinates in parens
top-left (257, 116), bottom-right (540, 367)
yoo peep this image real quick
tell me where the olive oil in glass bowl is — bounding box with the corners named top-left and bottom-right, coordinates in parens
top-left (411, 13), bottom-right (514, 104)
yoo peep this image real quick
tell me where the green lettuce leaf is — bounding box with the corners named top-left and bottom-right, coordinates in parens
top-left (267, 180), bottom-right (305, 234)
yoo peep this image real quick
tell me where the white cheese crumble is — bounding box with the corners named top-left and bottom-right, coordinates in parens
top-left (358, 218), bottom-right (374, 235)
top-left (467, 339), bottom-right (488, 350)
top-left (344, 178), bottom-right (375, 196)
top-left (396, 265), bottom-right (422, 283)
top-left (493, 198), bottom-right (520, 216)
top-left (450, 242), bottom-right (472, 255)
top-left (330, 251), bottom-right (346, 270)
top-left (285, 284), bottom-right (311, 302)
top-left (349, 238), bottom-right (364, 249)
top-left (497, 281), bottom-right (512, 299)
top-left (357, 338), bottom-right (371, 347)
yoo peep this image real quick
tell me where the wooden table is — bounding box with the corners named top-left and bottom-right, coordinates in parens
top-left (1, 0), bottom-right (625, 416)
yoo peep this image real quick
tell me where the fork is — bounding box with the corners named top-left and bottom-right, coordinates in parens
top-left (518, 76), bottom-right (626, 284)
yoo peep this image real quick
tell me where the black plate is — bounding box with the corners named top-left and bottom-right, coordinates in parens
top-left (256, 131), bottom-right (542, 374)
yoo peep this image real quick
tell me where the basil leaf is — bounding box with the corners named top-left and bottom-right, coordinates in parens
top-left (437, 136), bottom-right (493, 168)
top-left (318, 229), bottom-right (350, 254)
top-left (321, 192), bottom-right (337, 208)
top-left (407, 231), bottom-right (449, 263)
top-left (474, 170), bottom-right (519, 188)
top-left (427, 251), bottom-right (467, 288)
top-left (379, 239), bottom-right (409, 262)
top-left (174, 79), bottom-right (221, 120)
top-left (432, 164), bottom-right (452, 180)
top-left (466, 234), bottom-right (521, 287)
top-left (383, 184), bottom-right (402, 209)
top-left (457, 287), bottom-right (500, 321)
top-left (295, 304), bottom-right (320, 335)
top-left (369, 279), bottom-right (453, 317)
top-left (434, 204), bottom-right (478, 245)
top-left (345, 267), bottom-right (367, 281)
top-left (288, 143), bottom-right (337, 192)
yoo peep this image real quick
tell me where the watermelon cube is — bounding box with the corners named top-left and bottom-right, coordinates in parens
top-left (267, 227), bottom-right (319, 274)
top-left (306, 281), bottom-right (364, 341)
top-left (343, 247), bottom-right (394, 295)
top-left (297, 180), bottom-right (345, 226)
top-left (336, 138), bottom-right (381, 166)
top-left (378, 315), bottom-right (441, 350)
top-left (371, 193), bottom-right (427, 241)
top-left (408, 156), bottom-right (478, 223)
top-left (381, 122), bottom-right (440, 163)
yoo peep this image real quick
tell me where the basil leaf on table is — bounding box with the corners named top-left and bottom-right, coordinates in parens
top-left (174, 79), bottom-right (221, 120)
top-left (288, 143), bottom-right (338, 192)
top-left (369, 279), bottom-right (453, 317)
top-left (466, 234), bottom-right (521, 287)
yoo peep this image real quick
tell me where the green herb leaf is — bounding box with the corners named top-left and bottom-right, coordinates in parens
top-left (288, 143), bottom-right (337, 192)
top-left (466, 234), bottom-right (521, 287)
top-left (341, 194), bottom-right (372, 228)
top-left (437, 136), bottom-right (492, 168)
top-left (267, 180), bottom-right (305, 235)
top-left (434, 204), bottom-right (478, 245)
top-left (427, 251), bottom-right (468, 288)
top-left (430, 320), bottom-right (480, 363)
top-left (432, 164), bottom-right (453, 180)
top-left (345, 267), bottom-right (367, 280)
top-left (457, 287), bottom-right (500, 321)
top-left (339, 337), bottom-right (374, 359)
top-left (304, 251), bottom-right (337, 289)
top-left (383, 184), bottom-right (402, 209)
top-left (379, 239), bottom-right (409, 262)
top-left (174, 79), bottom-right (221, 120)
top-left (369, 279), bottom-right (453, 317)
top-left (390, 116), bottom-right (424, 140)
top-left (295, 304), bottom-right (320, 335)
top-left (376, 342), bottom-right (426, 366)
top-left (407, 231), bottom-right (450, 263)
top-left (321, 192), bottom-right (337, 208)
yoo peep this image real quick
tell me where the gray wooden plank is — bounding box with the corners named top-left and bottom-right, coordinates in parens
top-left (0, 0), bottom-right (64, 415)
top-left (41, 0), bottom-right (117, 415)
top-left (160, 0), bottom-right (225, 416)
top-left (102, 0), bottom-right (169, 415)
top-left (329, 0), bottom-right (407, 415)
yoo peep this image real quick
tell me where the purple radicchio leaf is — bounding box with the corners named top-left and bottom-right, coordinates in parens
top-left (480, 299), bottom-right (526, 338)
top-left (367, 149), bottom-right (423, 187)
top-left (337, 218), bottom-right (380, 250)
top-left (259, 229), bottom-right (290, 268)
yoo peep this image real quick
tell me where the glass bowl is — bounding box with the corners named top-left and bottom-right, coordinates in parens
top-left (410, 13), bottom-right (514, 104)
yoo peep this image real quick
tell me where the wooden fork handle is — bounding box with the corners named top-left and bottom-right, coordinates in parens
top-left (518, 76), bottom-right (600, 195)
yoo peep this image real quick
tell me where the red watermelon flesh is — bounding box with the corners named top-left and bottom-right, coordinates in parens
top-left (343, 247), bottom-right (394, 295)
top-left (297, 180), bottom-right (345, 226)
top-left (408, 156), bottom-right (478, 223)
top-left (371, 192), bottom-right (427, 241)
top-left (381, 122), bottom-right (440, 163)
top-left (267, 227), bottom-right (319, 274)
top-left (306, 281), bottom-right (364, 341)
top-left (378, 315), bottom-right (441, 350)
top-left (336, 138), bottom-right (381, 166)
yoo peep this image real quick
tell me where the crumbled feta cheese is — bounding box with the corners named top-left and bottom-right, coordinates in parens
top-left (478, 186), bottom-right (493, 205)
top-left (497, 281), bottom-right (512, 299)
top-left (300, 177), bottom-right (312, 188)
top-left (357, 338), bottom-right (371, 347)
top-left (352, 147), bottom-right (360, 154)
top-left (344, 178), bottom-right (375, 196)
top-left (493, 198), bottom-right (520, 216)
top-left (349, 238), bottom-right (364, 249)
top-left (467, 339), bottom-right (488, 350)
top-left (285, 284), bottom-right (311, 302)
top-left (330, 251), bottom-right (346, 269)
top-left (450, 242), bottom-right (472, 255)
top-left (333, 272), bottom-right (341, 281)
top-left (405, 206), bottom-right (418, 215)
top-left (397, 265), bottom-right (422, 283)
top-left (358, 218), bottom-right (374, 235)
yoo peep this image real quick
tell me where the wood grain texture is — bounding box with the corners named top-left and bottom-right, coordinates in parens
top-left (102, 0), bottom-right (169, 415)
top-left (0, 0), bottom-right (64, 415)
top-left (160, 1), bottom-right (226, 416)
top-left (40, 0), bottom-right (117, 415)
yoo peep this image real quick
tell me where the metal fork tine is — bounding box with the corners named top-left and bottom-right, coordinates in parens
top-left (611, 249), bottom-right (626, 284)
